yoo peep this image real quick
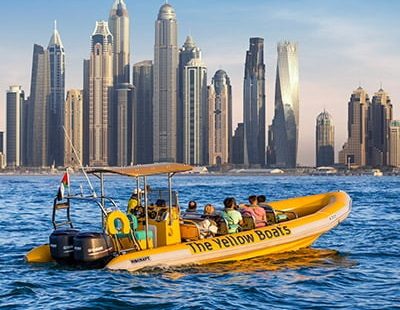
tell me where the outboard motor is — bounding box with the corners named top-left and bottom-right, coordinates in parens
top-left (73, 232), bottom-right (114, 267)
top-left (49, 229), bottom-right (80, 263)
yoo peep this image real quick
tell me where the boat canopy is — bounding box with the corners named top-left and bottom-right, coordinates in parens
top-left (87, 163), bottom-right (192, 178)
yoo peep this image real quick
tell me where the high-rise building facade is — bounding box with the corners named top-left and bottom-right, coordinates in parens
top-left (182, 58), bottom-right (207, 165)
top-left (339, 87), bottom-right (370, 167)
top-left (109, 0), bottom-right (130, 85)
top-left (269, 42), bottom-right (299, 168)
top-left (47, 22), bottom-right (65, 167)
top-left (64, 90), bottom-right (83, 168)
top-left (232, 123), bottom-right (245, 165)
top-left (82, 59), bottom-right (90, 165)
top-left (109, 0), bottom-right (133, 166)
top-left (367, 88), bottom-right (392, 167)
top-left (88, 21), bottom-right (113, 166)
top-left (208, 70), bottom-right (232, 166)
top-left (178, 36), bottom-right (201, 162)
top-left (243, 37), bottom-right (266, 167)
top-left (153, 3), bottom-right (178, 162)
top-left (133, 60), bottom-right (153, 164)
top-left (6, 86), bottom-right (24, 168)
top-left (389, 120), bottom-right (400, 167)
top-left (30, 44), bottom-right (51, 167)
top-left (315, 110), bottom-right (335, 167)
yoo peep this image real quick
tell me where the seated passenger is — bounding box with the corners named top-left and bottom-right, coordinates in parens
top-left (198, 218), bottom-right (218, 239)
top-left (221, 197), bottom-right (243, 234)
top-left (186, 200), bottom-right (197, 213)
top-left (241, 195), bottom-right (267, 228)
top-left (257, 195), bottom-right (273, 210)
top-left (203, 204), bottom-right (215, 216)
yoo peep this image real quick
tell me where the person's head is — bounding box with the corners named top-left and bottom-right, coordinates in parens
top-left (187, 200), bottom-right (197, 211)
top-left (203, 204), bottom-right (215, 215)
top-left (248, 195), bottom-right (257, 205)
top-left (223, 197), bottom-right (237, 209)
top-left (257, 195), bottom-right (266, 203)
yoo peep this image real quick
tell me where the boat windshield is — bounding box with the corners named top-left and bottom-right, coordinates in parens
top-left (148, 189), bottom-right (178, 206)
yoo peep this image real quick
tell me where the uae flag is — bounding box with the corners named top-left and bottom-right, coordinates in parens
top-left (57, 172), bottom-right (70, 201)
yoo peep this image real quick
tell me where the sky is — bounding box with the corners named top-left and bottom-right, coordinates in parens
top-left (0, 0), bottom-right (399, 166)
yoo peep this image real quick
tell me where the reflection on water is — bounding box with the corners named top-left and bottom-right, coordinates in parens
top-left (139, 248), bottom-right (355, 280)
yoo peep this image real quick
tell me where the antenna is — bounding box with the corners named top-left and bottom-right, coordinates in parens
top-left (54, 20), bottom-right (57, 33)
top-left (63, 126), bottom-right (97, 198)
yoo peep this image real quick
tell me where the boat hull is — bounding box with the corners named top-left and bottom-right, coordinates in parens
top-left (106, 191), bottom-right (351, 272)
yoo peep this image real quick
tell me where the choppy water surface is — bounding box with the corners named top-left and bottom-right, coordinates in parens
top-left (0, 175), bottom-right (399, 309)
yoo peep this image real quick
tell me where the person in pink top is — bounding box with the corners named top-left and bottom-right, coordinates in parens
top-left (241, 195), bottom-right (267, 227)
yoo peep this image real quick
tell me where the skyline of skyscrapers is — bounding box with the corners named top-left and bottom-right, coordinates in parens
top-left (268, 41), bottom-right (300, 168)
top-left (315, 110), bottom-right (335, 167)
top-left (3, 1), bottom-right (398, 171)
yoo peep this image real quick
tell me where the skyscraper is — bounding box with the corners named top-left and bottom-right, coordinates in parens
top-left (389, 120), bottom-right (400, 167)
top-left (47, 22), bottom-right (65, 167)
top-left (178, 35), bottom-right (201, 162)
top-left (30, 44), bottom-right (51, 167)
top-left (182, 58), bottom-right (207, 165)
top-left (88, 21), bottom-right (113, 166)
top-left (208, 70), bottom-right (232, 166)
top-left (367, 88), bottom-right (392, 167)
top-left (269, 42), bottom-right (299, 168)
top-left (232, 123), bottom-right (245, 165)
top-left (64, 89), bottom-right (83, 168)
top-left (133, 60), bottom-right (153, 164)
top-left (315, 110), bottom-right (335, 167)
top-left (109, 0), bottom-right (130, 84)
top-left (0, 132), bottom-right (4, 153)
top-left (153, 3), bottom-right (178, 162)
top-left (6, 86), bottom-right (24, 168)
top-left (339, 87), bottom-right (370, 167)
top-left (109, 0), bottom-right (132, 166)
top-left (243, 37), bottom-right (266, 167)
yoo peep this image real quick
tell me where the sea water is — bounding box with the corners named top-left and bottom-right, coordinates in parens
top-left (0, 175), bottom-right (399, 309)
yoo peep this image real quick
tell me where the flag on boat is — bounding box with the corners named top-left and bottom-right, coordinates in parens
top-left (57, 172), bottom-right (70, 200)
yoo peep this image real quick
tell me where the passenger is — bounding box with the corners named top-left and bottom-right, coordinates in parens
top-left (155, 199), bottom-right (167, 208)
top-left (242, 195), bottom-right (267, 228)
top-left (185, 200), bottom-right (197, 213)
top-left (203, 204), bottom-right (215, 216)
top-left (198, 216), bottom-right (218, 239)
top-left (127, 191), bottom-right (139, 211)
top-left (221, 197), bottom-right (243, 234)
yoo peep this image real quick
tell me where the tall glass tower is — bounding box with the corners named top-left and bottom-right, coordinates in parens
top-left (243, 37), bottom-right (266, 167)
top-left (88, 21), bottom-right (113, 166)
top-left (153, 3), bottom-right (178, 162)
top-left (316, 110), bottom-right (335, 167)
top-left (208, 70), bottom-right (232, 165)
top-left (109, 0), bottom-right (132, 166)
top-left (269, 41), bottom-right (299, 168)
top-left (48, 22), bottom-right (65, 167)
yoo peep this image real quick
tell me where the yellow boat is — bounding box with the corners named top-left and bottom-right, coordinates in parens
top-left (25, 163), bottom-right (351, 272)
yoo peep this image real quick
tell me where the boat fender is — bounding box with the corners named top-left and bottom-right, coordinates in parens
top-left (106, 211), bottom-right (131, 235)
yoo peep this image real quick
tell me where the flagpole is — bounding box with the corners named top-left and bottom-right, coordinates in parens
top-left (63, 126), bottom-right (97, 198)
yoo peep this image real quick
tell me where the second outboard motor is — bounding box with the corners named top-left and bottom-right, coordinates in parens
top-left (73, 232), bottom-right (114, 267)
top-left (49, 229), bottom-right (80, 263)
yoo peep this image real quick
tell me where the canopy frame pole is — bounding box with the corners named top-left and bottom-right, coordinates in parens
top-left (144, 176), bottom-right (149, 249)
top-left (168, 173), bottom-right (175, 225)
top-left (100, 172), bottom-right (105, 230)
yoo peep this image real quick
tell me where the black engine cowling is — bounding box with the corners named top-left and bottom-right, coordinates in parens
top-left (73, 232), bottom-right (114, 265)
top-left (49, 229), bottom-right (80, 263)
